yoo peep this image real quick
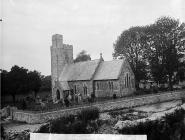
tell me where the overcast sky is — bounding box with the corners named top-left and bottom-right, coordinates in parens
top-left (1, 0), bottom-right (184, 75)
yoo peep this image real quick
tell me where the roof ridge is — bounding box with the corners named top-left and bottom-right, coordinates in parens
top-left (72, 59), bottom-right (100, 65)
top-left (102, 59), bottom-right (124, 62)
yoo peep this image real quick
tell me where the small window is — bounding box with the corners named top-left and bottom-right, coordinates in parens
top-left (109, 81), bottom-right (114, 90)
top-left (97, 82), bottom-right (99, 90)
top-left (74, 85), bottom-right (77, 94)
top-left (108, 82), bottom-right (111, 89)
top-left (111, 82), bottom-right (114, 90)
top-left (83, 86), bottom-right (87, 96)
top-left (125, 73), bottom-right (130, 88)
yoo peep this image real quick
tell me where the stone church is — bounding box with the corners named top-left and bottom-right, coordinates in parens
top-left (51, 34), bottom-right (135, 103)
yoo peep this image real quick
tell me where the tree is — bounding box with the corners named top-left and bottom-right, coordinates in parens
top-left (146, 16), bottom-right (185, 90)
top-left (74, 50), bottom-right (91, 63)
top-left (40, 75), bottom-right (51, 92)
top-left (28, 70), bottom-right (42, 98)
top-left (1, 65), bottom-right (42, 104)
top-left (3, 65), bottom-right (29, 103)
top-left (1, 69), bottom-right (10, 97)
top-left (113, 26), bottom-right (148, 88)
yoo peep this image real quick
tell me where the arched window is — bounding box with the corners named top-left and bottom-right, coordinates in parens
top-left (125, 73), bottom-right (130, 88)
top-left (129, 76), bottom-right (131, 88)
top-left (74, 85), bottom-right (77, 94)
top-left (83, 85), bottom-right (87, 96)
top-left (108, 81), bottom-right (111, 89)
top-left (56, 89), bottom-right (60, 100)
top-left (111, 81), bottom-right (114, 90)
top-left (96, 82), bottom-right (99, 90)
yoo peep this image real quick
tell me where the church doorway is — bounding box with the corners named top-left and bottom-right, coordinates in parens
top-left (56, 89), bottom-right (60, 100)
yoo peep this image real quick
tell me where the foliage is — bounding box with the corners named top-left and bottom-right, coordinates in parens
top-left (176, 63), bottom-right (185, 82)
top-left (27, 70), bottom-right (42, 97)
top-left (37, 123), bottom-right (50, 133)
top-left (113, 26), bottom-right (148, 88)
top-left (77, 107), bottom-right (99, 122)
top-left (50, 115), bottom-right (75, 133)
top-left (119, 108), bottom-right (185, 140)
top-left (74, 50), bottom-right (91, 63)
top-left (146, 16), bottom-right (185, 90)
top-left (37, 107), bottom-right (100, 134)
top-left (113, 16), bottom-right (185, 90)
top-left (1, 65), bottom-right (42, 103)
top-left (40, 75), bottom-right (51, 92)
top-left (70, 120), bottom-right (87, 133)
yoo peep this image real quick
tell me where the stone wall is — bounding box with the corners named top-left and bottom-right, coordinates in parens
top-left (94, 80), bottom-right (120, 97)
top-left (68, 81), bottom-right (93, 98)
top-left (12, 91), bottom-right (185, 124)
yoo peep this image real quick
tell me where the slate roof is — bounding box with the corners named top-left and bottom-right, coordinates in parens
top-left (93, 59), bottom-right (125, 80)
top-left (59, 59), bottom-right (100, 81)
top-left (59, 58), bottom-right (125, 81)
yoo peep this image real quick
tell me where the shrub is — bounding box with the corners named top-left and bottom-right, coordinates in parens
top-left (50, 115), bottom-right (75, 133)
top-left (164, 108), bottom-right (185, 127)
top-left (71, 120), bottom-right (87, 134)
top-left (119, 108), bottom-right (185, 140)
top-left (77, 107), bottom-right (99, 122)
top-left (37, 123), bottom-right (50, 133)
top-left (37, 107), bottom-right (99, 134)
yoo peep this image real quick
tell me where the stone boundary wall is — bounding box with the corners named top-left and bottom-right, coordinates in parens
top-left (12, 91), bottom-right (185, 124)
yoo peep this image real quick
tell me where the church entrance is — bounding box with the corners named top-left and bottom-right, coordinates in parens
top-left (56, 89), bottom-right (60, 100)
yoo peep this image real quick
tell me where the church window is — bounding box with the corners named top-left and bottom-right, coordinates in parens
top-left (83, 85), bottom-right (87, 96)
top-left (97, 82), bottom-right (100, 90)
top-left (125, 73), bottom-right (130, 88)
top-left (56, 89), bottom-right (60, 100)
top-left (74, 85), bottom-right (77, 94)
top-left (129, 76), bottom-right (131, 88)
top-left (108, 82), bottom-right (111, 89)
top-left (124, 77), bottom-right (126, 88)
top-left (109, 81), bottom-right (114, 90)
top-left (127, 73), bottom-right (129, 88)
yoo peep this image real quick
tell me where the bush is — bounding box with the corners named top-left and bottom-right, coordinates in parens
top-left (50, 115), bottom-right (75, 133)
top-left (119, 108), bottom-right (185, 140)
top-left (37, 123), bottom-right (50, 133)
top-left (71, 120), bottom-right (87, 133)
top-left (37, 107), bottom-right (100, 134)
top-left (77, 107), bottom-right (99, 122)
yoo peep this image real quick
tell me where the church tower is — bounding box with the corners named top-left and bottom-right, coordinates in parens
top-left (50, 34), bottom-right (73, 101)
